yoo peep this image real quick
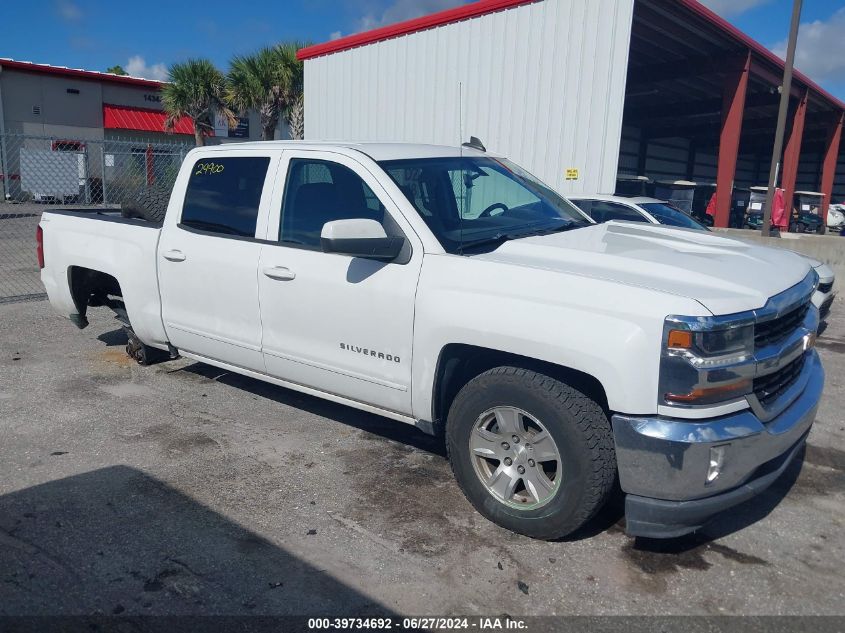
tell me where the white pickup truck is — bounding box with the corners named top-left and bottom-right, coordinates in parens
top-left (39, 142), bottom-right (824, 539)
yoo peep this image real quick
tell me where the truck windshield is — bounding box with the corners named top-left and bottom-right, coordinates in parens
top-left (379, 157), bottom-right (591, 253)
top-left (640, 202), bottom-right (707, 231)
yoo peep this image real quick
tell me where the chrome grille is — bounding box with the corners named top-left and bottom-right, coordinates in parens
top-left (754, 302), bottom-right (810, 348)
top-left (753, 353), bottom-right (806, 408)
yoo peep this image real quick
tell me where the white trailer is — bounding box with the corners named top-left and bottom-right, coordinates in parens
top-left (20, 147), bottom-right (83, 201)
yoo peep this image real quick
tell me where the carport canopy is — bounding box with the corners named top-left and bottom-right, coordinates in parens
top-left (621, 0), bottom-right (845, 226)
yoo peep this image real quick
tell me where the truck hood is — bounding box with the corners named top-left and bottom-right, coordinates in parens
top-left (473, 222), bottom-right (812, 315)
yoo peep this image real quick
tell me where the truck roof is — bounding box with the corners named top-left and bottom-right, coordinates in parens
top-left (197, 141), bottom-right (491, 161)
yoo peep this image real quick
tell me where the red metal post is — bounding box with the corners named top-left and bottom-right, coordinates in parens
top-left (820, 111), bottom-right (844, 219)
top-left (780, 89), bottom-right (808, 213)
top-left (714, 52), bottom-right (751, 228)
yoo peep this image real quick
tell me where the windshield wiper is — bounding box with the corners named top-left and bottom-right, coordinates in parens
top-left (460, 220), bottom-right (582, 252)
top-left (460, 232), bottom-right (525, 251)
top-left (533, 219), bottom-right (588, 234)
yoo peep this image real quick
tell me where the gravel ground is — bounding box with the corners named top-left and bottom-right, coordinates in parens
top-left (0, 298), bottom-right (843, 617)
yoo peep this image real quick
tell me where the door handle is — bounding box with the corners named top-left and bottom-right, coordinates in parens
top-left (263, 266), bottom-right (296, 281)
top-left (162, 249), bottom-right (187, 262)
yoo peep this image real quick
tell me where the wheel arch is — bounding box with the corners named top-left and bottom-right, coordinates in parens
top-left (67, 265), bottom-right (125, 327)
top-left (430, 343), bottom-right (609, 432)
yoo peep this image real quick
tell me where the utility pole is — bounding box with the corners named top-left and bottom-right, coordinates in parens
top-left (762, 0), bottom-right (803, 237)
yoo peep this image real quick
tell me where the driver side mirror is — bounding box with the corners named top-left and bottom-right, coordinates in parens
top-left (320, 219), bottom-right (405, 261)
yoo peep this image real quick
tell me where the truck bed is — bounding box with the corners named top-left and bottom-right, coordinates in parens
top-left (43, 207), bottom-right (163, 227)
top-left (39, 209), bottom-right (169, 349)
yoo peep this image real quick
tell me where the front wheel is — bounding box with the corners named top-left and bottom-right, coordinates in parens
top-left (446, 366), bottom-right (616, 540)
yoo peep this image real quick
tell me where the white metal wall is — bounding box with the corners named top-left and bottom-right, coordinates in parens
top-left (304, 0), bottom-right (635, 195)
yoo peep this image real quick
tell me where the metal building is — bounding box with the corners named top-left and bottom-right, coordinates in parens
top-left (298, 0), bottom-right (845, 227)
top-left (0, 59), bottom-right (262, 143)
top-left (0, 59), bottom-right (268, 202)
top-left (301, 0), bottom-right (633, 197)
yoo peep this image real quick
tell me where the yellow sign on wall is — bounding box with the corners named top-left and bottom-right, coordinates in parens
top-left (565, 168), bottom-right (580, 181)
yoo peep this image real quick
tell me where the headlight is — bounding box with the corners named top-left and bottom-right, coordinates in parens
top-left (659, 317), bottom-right (755, 406)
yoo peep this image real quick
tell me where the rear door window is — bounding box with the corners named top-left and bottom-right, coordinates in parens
top-left (181, 157), bottom-right (271, 237)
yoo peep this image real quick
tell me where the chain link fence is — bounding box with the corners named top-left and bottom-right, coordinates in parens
top-left (0, 133), bottom-right (193, 303)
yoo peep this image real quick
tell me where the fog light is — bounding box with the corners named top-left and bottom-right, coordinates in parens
top-left (706, 445), bottom-right (728, 484)
top-left (804, 332), bottom-right (817, 351)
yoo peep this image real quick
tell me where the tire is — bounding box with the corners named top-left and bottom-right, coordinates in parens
top-left (124, 326), bottom-right (170, 366)
top-left (445, 366), bottom-right (616, 540)
top-left (792, 222), bottom-right (806, 233)
top-left (120, 184), bottom-right (171, 224)
top-left (816, 224), bottom-right (826, 235)
top-left (743, 223), bottom-right (752, 230)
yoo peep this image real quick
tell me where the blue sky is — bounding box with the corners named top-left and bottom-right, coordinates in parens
top-left (3, 0), bottom-right (845, 100)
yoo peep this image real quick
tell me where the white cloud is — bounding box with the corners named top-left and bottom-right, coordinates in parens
top-left (772, 8), bottom-right (845, 85)
top-left (355, 0), bottom-right (470, 32)
top-left (698, 0), bottom-right (771, 17)
top-left (55, 0), bottom-right (82, 21)
top-left (125, 55), bottom-right (168, 82)
top-left (329, 30), bottom-right (343, 40)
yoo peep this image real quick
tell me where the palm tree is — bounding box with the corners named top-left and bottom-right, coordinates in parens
top-left (162, 59), bottom-right (235, 147)
top-left (226, 47), bottom-right (288, 141)
top-left (274, 42), bottom-right (306, 140)
top-left (226, 43), bottom-right (307, 142)
top-left (287, 93), bottom-right (304, 141)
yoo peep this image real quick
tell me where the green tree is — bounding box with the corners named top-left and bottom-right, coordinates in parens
top-left (287, 92), bottom-right (304, 141)
top-left (227, 47), bottom-right (286, 141)
top-left (226, 43), bottom-right (307, 141)
top-left (275, 42), bottom-right (306, 140)
top-left (162, 59), bottom-right (235, 147)
top-left (106, 65), bottom-right (127, 76)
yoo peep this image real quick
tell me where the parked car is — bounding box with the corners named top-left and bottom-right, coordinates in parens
top-left (39, 142), bottom-right (824, 540)
top-left (569, 194), bottom-right (836, 317)
top-left (828, 203), bottom-right (845, 231)
top-left (568, 195), bottom-right (705, 230)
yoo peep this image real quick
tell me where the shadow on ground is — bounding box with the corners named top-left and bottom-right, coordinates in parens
top-left (96, 327), bottom-right (128, 348)
top-left (0, 466), bottom-right (394, 616)
top-left (172, 361), bottom-right (445, 457)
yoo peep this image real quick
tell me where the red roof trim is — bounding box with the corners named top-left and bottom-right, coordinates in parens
top-left (298, 0), bottom-right (844, 113)
top-left (103, 103), bottom-right (195, 135)
top-left (297, 0), bottom-right (539, 60)
top-left (0, 59), bottom-right (164, 88)
top-left (678, 0), bottom-right (845, 112)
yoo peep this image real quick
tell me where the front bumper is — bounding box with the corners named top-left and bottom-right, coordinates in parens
top-left (612, 350), bottom-right (824, 538)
